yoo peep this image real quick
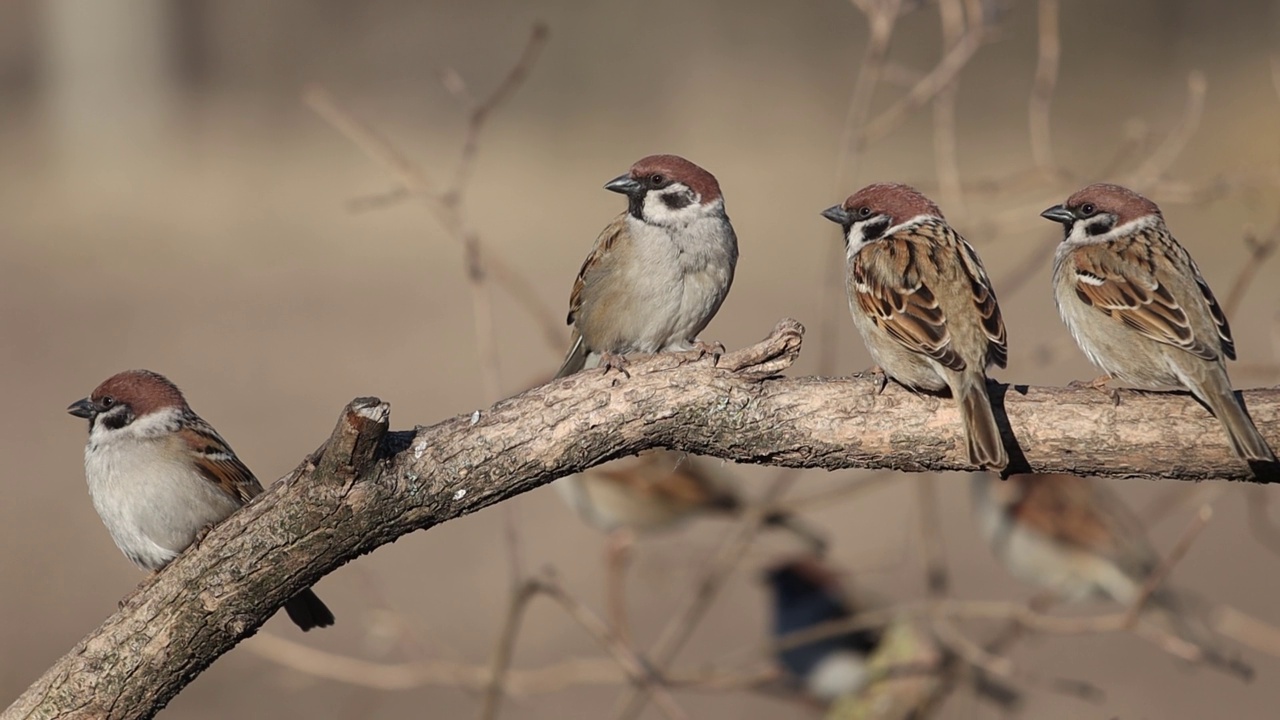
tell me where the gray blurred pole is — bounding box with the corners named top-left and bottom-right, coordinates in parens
top-left (39, 0), bottom-right (177, 182)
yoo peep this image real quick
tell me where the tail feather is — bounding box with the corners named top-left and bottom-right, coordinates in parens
top-left (555, 333), bottom-right (590, 379)
top-left (284, 588), bottom-right (335, 632)
top-left (1148, 588), bottom-right (1253, 682)
top-left (764, 510), bottom-right (829, 557)
top-left (1193, 368), bottom-right (1276, 465)
top-left (956, 374), bottom-right (1008, 470)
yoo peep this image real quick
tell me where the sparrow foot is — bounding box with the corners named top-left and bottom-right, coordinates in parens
top-left (869, 365), bottom-right (889, 395)
top-left (598, 352), bottom-right (631, 379)
top-left (192, 522), bottom-right (217, 548)
top-left (1068, 375), bottom-right (1119, 406)
top-left (689, 340), bottom-right (726, 366)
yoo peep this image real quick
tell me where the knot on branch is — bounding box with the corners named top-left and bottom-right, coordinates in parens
top-left (314, 397), bottom-right (391, 483)
top-left (718, 318), bottom-right (805, 377)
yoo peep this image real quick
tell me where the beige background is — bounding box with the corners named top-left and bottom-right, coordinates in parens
top-left (3, 0), bottom-right (1280, 717)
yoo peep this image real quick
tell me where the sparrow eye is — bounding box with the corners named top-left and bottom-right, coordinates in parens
top-left (100, 396), bottom-right (115, 408)
top-left (650, 173), bottom-right (666, 187)
top-left (1080, 203), bottom-right (1097, 217)
top-left (858, 207), bottom-right (873, 218)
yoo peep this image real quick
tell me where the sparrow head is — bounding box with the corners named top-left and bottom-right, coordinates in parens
top-left (605, 154), bottom-right (723, 228)
top-left (68, 369), bottom-right (189, 435)
top-left (821, 183), bottom-right (944, 249)
top-left (1040, 183), bottom-right (1162, 244)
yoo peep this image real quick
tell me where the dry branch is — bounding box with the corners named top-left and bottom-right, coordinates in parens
top-left (7, 319), bottom-right (1280, 719)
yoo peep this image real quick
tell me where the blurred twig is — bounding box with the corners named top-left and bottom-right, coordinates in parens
top-left (1028, 0), bottom-right (1060, 174)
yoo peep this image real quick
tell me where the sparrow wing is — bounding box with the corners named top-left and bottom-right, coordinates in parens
top-left (954, 234), bottom-right (1008, 369)
top-left (1069, 237), bottom-right (1220, 361)
top-left (851, 228), bottom-right (965, 372)
top-left (1011, 474), bottom-right (1159, 577)
top-left (566, 214), bottom-right (629, 327)
top-left (177, 418), bottom-right (264, 505)
top-left (1189, 257), bottom-right (1235, 360)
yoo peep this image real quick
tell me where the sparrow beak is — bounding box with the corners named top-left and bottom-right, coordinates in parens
top-left (820, 205), bottom-right (852, 225)
top-left (1039, 204), bottom-right (1075, 226)
top-left (67, 398), bottom-right (98, 419)
top-left (603, 174), bottom-right (643, 196)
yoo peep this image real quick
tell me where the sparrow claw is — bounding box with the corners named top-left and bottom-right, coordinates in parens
top-left (598, 352), bottom-right (631, 379)
top-left (689, 340), bottom-right (726, 366)
top-left (192, 523), bottom-right (217, 548)
top-left (869, 365), bottom-right (889, 395)
top-left (1068, 375), bottom-right (1120, 406)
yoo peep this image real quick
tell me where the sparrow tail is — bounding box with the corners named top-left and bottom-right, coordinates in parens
top-left (1148, 587), bottom-right (1253, 682)
top-left (555, 333), bottom-right (590, 379)
top-left (284, 588), bottom-right (335, 631)
top-left (763, 510), bottom-right (829, 557)
top-left (1195, 370), bottom-right (1276, 466)
top-left (956, 373), bottom-right (1008, 470)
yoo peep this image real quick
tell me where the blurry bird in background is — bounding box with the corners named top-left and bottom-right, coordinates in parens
top-left (556, 451), bottom-right (827, 638)
top-left (970, 473), bottom-right (1252, 680)
top-left (763, 557), bottom-right (883, 704)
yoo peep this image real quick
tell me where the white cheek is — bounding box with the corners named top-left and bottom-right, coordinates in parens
top-left (1064, 214), bottom-right (1156, 246)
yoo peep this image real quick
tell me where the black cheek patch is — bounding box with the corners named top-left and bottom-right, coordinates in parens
top-left (99, 409), bottom-right (134, 431)
top-left (1085, 217), bottom-right (1115, 236)
top-left (861, 217), bottom-right (891, 241)
top-left (661, 191), bottom-right (693, 211)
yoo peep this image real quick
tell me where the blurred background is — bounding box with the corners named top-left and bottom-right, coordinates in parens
top-left (3, 0), bottom-right (1280, 717)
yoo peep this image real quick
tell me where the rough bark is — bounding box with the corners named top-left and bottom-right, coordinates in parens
top-left (4, 318), bottom-right (1278, 719)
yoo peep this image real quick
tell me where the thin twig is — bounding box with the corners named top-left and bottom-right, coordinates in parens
top-left (916, 474), bottom-right (949, 598)
top-left (1126, 71), bottom-right (1208, 190)
top-left (1120, 502), bottom-right (1215, 630)
top-left (931, 0), bottom-right (968, 215)
top-left (479, 579), bottom-right (540, 720)
top-left (1028, 0), bottom-right (1060, 173)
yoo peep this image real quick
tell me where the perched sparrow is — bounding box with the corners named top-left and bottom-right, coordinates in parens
top-left (822, 184), bottom-right (1009, 469)
top-left (555, 154), bottom-right (738, 377)
top-left (1042, 183), bottom-right (1275, 466)
top-left (67, 370), bottom-right (334, 631)
top-left (555, 450), bottom-right (827, 554)
top-left (764, 558), bottom-right (882, 702)
top-left (971, 473), bottom-right (1251, 679)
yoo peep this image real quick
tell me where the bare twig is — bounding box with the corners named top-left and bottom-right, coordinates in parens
top-left (1120, 503), bottom-right (1215, 630)
top-left (479, 579), bottom-right (540, 720)
top-left (1126, 71), bottom-right (1208, 190)
top-left (1028, 0), bottom-right (1061, 173)
top-left (916, 474), bottom-right (949, 598)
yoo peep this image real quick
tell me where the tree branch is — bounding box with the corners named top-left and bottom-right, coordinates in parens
top-left (6, 319), bottom-right (1279, 719)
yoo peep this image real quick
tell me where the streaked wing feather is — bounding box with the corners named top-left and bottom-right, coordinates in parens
top-left (567, 214), bottom-right (628, 327)
top-left (177, 423), bottom-right (262, 504)
top-left (853, 237), bottom-right (965, 372)
top-left (1072, 248), bottom-right (1217, 361)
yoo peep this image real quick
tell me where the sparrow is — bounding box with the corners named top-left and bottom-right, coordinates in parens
top-left (555, 450), bottom-right (828, 553)
top-left (971, 473), bottom-right (1251, 679)
top-left (555, 154), bottom-right (738, 378)
top-left (764, 558), bottom-right (882, 702)
top-left (1041, 183), bottom-right (1275, 467)
top-left (822, 183), bottom-right (1009, 470)
top-left (67, 369), bottom-right (334, 631)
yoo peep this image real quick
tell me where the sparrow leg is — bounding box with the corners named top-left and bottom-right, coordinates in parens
top-left (1068, 374), bottom-right (1119, 406)
top-left (598, 351), bottom-right (631, 379)
top-left (688, 340), bottom-right (726, 367)
top-left (605, 528), bottom-right (636, 646)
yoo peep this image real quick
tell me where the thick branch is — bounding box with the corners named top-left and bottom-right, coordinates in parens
top-left (5, 319), bottom-right (1279, 719)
